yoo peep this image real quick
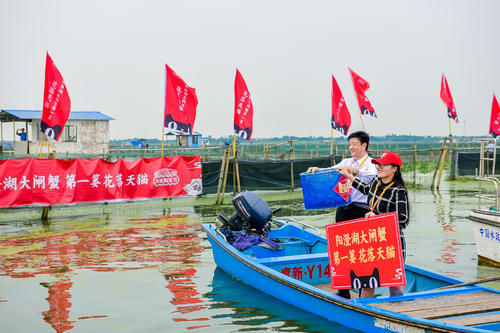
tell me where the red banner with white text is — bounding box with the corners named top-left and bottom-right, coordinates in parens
top-left (326, 212), bottom-right (405, 289)
top-left (0, 156), bottom-right (202, 208)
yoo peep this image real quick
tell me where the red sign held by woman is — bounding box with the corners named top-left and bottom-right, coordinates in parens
top-left (325, 212), bottom-right (405, 289)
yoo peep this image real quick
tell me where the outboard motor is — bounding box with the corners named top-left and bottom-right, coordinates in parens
top-left (218, 191), bottom-right (274, 234)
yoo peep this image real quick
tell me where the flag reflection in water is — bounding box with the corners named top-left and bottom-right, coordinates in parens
top-left (0, 214), bottom-right (205, 332)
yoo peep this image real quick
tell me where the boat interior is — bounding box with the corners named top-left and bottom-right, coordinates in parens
top-left (233, 222), bottom-right (500, 331)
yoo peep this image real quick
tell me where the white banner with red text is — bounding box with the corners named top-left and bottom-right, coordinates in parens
top-left (0, 156), bottom-right (202, 208)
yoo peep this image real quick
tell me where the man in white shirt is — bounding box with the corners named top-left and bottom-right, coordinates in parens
top-left (307, 131), bottom-right (377, 298)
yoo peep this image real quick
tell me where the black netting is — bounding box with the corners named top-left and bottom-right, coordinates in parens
top-left (201, 156), bottom-right (341, 194)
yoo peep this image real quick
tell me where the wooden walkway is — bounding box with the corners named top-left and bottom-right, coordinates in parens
top-left (370, 291), bottom-right (500, 327)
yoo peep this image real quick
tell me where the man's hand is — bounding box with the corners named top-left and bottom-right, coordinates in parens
top-left (346, 166), bottom-right (359, 175)
top-left (307, 167), bottom-right (321, 173)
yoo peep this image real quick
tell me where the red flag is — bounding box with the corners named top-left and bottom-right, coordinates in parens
top-left (349, 68), bottom-right (376, 118)
top-left (440, 74), bottom-right (458, 123)
top-left (234, 69), bottom-right (253, 140)
top-left (490, 94), bottom-right (500, 138)
top-left (164, 64), bottom-right (198, 135)
top-left (42, 53), bottom-right (71, 141)
top-left (331, 75), bottom-right (351, 136)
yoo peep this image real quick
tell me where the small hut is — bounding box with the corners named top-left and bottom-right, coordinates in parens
top-left (0, 109), bottom-right (114, 155)
top-left (165, 129), bottom-right (202, 147)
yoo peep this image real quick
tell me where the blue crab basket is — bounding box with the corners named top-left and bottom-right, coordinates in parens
top-left (300, 169), bottom-right (351, 210)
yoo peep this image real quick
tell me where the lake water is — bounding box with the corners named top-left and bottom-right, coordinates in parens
top-left (0, 181), bottom-right (499, 332)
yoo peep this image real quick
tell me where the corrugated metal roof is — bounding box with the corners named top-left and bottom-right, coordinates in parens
top-left (0, 109), bottom-right (115, 121)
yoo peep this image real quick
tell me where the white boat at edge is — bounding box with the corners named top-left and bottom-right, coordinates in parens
top-left (469, 209), bottom-right (500, 267)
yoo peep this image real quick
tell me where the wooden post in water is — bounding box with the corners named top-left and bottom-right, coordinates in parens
top-left (234, 143), bottom-right (241, 193)
top-left (41, 206), bottom-right (50, 221)
top-left (413, 145), bottom-right (417, 184)
top-left (432, 137), bottom-right (448, 188)
top-left (232, 139), bottom-right (238, 194)
top-left (436, 146), bottom-right (448, 189)
top-left (289, 139), bottom-right (295, 191)
top-left (215, 147), bottom-right (230, 204)
top-left (448, 134), bottom-right (456, 180)
top-left (264, 139), bottom-right (269, 159)
top-left (202, 140), bottom-right (207, 161)
top-left (221, 146), bottom-right (231, 203)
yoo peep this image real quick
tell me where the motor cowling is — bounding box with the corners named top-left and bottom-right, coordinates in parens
top-left (219, 191), bottom-right (273, 233)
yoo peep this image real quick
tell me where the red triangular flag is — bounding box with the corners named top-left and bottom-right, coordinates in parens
top-left (164, 64), bottom-right (198, 135)
top-left (490, 94), bottom-right (500, 138)
top-left (42, 53), bottom-right (71, 141)
top-left (349, 68), bottom-right (376, 118)
top-left (440, 74), bottom-right (458, 123)
top-left (234, 69), bottom-right (253, 140)
top-left (331, 75), bottom-right (351, 136)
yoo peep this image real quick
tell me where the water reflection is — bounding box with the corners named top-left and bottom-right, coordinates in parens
top-left (0, 184), bottom-right (498, 332)
top-left (206, 268), bottom-right (359, 332)
top-left (0, 214), bottom-right (204, 332)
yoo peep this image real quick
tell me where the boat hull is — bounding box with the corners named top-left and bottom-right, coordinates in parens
top-left (203, 223), bottom-right (496, 332)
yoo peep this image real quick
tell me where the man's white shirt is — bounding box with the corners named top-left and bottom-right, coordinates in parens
top-left (330, 154), bottom-right (377, 204)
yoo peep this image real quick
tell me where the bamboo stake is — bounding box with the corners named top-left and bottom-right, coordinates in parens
top-left (221, 147), bottom-right (231, 204)
top-left (436, 146), bottom-right (448, 190)
top-left (431, 137), bottom-right (448, 188)
top-left (264, 139), bottom-right (269, 159)
top-left (413, 145), bottom-right (417, 184)
top-left (232, 134), bottom-right (237, 194)
top-left (235, 155), bottom-right (241, 193)
top-left (215, 147), bottom-right (229, 204)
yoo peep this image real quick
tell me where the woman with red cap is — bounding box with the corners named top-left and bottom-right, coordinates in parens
top-left (338, 151), bottom-right (409, 298)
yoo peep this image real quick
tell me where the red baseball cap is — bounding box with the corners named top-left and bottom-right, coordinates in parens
top-left (371, 151), bottom-right (402, 167)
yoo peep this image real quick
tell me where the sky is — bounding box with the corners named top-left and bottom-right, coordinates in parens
top-left (1, 0), bottom-right (499, 140)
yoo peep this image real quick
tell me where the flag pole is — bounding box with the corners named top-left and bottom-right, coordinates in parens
top-left (448, 117), bottom-right (453, 137)
top-left (359, 113), bottom-right (366, 131)
top-left (232, 133), bottom-right (237, 158)
top-left (232, 133), bottom-right (237, 194)
top-left (39, 132), bottom-right (44, 158)
top-left (330, 128), bottom-right (334, 156)
top-left (161, 127), bottom-right (165, 157)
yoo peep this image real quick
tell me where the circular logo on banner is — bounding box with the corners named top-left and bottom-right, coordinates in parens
top-left (153, 168), bottom-right (180, 186)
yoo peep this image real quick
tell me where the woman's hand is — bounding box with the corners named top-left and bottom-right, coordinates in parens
top-left (365, 211), bottom-right (376, 219)
top-left (307, 167), bottom-right (321, 173)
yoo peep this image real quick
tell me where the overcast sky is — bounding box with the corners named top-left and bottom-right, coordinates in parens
top-left (1, 0), bottom-right (499, 139)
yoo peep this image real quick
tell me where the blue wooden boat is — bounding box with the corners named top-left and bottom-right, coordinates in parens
top-left (203, 218), bottom-right (500, 332)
